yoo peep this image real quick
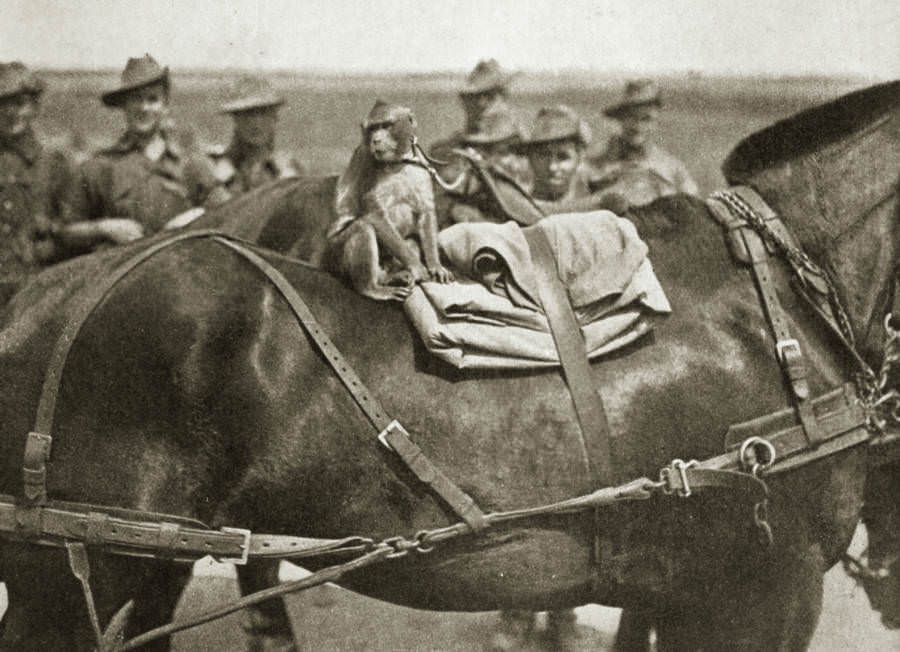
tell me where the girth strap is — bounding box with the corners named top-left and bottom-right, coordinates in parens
top-left (212, 237), bottom-right (487, 531)
top-left (521, 226), bottom-right (612, 486)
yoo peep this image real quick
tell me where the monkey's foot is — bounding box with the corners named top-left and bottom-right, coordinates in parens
top-left (360, 284), bottom-right (413, 301)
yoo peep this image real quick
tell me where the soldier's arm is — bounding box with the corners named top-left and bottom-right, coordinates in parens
top-left (53, 159), bottom-right (144, 251)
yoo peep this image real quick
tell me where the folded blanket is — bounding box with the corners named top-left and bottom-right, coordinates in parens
top-left (438, 210), bottom-right (651, 310)
top-left (405, 211), bottom-right (670, 369)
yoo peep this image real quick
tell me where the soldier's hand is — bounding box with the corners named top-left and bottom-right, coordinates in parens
top-left (100, 218), bottom-right (145, 244)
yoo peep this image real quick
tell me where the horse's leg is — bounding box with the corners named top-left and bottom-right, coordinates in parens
top-left (861, 461), bottom-right (900, 627)
top-left (236, 561), bottom-right (297, 652)
top-left (0, 547), bottom-right (95, 651)
top-left (655, 544), bottom-right (825, 652)
top-left (613, 608), bottom-right (654, 652)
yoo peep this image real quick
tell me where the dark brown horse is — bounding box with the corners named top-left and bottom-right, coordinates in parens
top-left (0, 82), bottom-right (897, 651)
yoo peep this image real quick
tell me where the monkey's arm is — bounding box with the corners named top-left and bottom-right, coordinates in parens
top-left (415, 182), bottom-right (454, 283)
top-left (361, 209), bottom-right (427, 276)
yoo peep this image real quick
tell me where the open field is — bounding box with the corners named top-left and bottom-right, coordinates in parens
top-left (11, 71), bottom-right (898, 649)
top-left (35, 70), bottom-right (871, 194)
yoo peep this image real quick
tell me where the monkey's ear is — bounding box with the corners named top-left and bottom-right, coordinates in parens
top-left (359, 122), bottom-right (368, 143)
top-left (407, 110), bottom-right (417, 131)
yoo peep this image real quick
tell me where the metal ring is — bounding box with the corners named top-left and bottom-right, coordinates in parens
top-left (739, 437), bottom-right (776, 474)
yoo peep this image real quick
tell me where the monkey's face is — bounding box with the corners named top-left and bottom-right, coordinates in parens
top-left (364, 106), bottom-right (417, 163)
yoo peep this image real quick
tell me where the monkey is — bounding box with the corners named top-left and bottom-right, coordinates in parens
top-left (326, 100), bottom-right (454, 301)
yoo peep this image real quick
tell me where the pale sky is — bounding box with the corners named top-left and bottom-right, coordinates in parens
top-left (3, 0), bottom-right (897, 77)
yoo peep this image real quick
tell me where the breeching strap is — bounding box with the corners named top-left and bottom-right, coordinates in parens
top-left (22, 229), bottom-right (225, 512)
top-left (212, 237), bottom-right (487, 531)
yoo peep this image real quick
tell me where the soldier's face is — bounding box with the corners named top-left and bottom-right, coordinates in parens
top-left (233, 107), bottom-right (279, 148)
top-left (481, 141), bottom-right (522, 180)
top-left (528, 140), bottom-right (582, 200)
top-left (123, 83), bottom-right (168, 137)
top-left (0, 92), bottom-right (39, 139)
top-left (619, 107), bottom-right (658, 148)
top-left (461, 89), bottom-right (506, 124)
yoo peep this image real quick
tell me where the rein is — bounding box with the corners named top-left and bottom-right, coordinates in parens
top-left (2, 193), bottom-right (892, 647)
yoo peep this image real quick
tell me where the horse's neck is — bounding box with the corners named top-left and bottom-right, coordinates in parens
top-left (724, 84), bottom-right (900, 362)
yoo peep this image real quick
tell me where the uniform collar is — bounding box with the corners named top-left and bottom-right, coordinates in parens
top-left (610, 134), bottom-right (650, 160)
top-left (226, 141), bottom-right (278, 172)
top-left (107, 130), bottom-right (182, 159)
top-left (0, 129), bottom-right (41, 164)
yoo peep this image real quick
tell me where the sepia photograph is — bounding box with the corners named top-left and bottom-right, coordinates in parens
top-left (1, 1), bottom-right (898, 650)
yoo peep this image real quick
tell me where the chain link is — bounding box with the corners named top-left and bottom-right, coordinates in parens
top-left (710, 190), bottom-right (857, 347)
top-left (709, 190), bottom-right (900, 433)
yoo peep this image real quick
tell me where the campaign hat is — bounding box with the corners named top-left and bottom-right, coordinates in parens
top-left (0, 62), bottom-right (45, 100)
top-left (603, 79), bottom-right (663, 119)
top-left (101, 54), bottom-right (169, 107)
top-left (520, 105), bottom-right (591, 149)
top-left (459, 59), bottom-right (518, 96)
top-left (220, 75), bottom-right (284, 113)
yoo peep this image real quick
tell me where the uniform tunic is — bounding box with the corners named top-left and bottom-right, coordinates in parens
top-left (0, 131), bottom-right (73, 296)
top-left (208, 144), bottom-right (304, 195)
top-left (67, 132), bottom-right (225, 234)
top-left (586, 135), bottom-right (698, 206)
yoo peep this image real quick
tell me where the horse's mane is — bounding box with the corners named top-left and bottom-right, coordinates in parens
top-left (723, 81), bottom-right (900, 183)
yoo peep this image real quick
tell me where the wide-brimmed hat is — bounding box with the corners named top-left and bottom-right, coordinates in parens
top-left (220, 75), bottom-right (284, 113)
top-left (603, 79), bottom-right (663, 119)
top-left (461, 109), bottom-right (524, 146)
top-left (520, 105), bottom-right (591, 149)
top-left (459, 59), bottom-right (518, 96)
top-left (101, 54), bottom-right (169, 107)
top-left (0, 62), bottom-right (44, 100)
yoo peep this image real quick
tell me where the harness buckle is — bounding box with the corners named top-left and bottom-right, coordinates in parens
top-left (775, 338), bottom-right (801, 363)
top-left (217, 527), bottom-right (252, 565)
top-left (377, 420), bottom-right (407, 451)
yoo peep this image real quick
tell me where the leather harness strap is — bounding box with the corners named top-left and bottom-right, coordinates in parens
top-left (208, 237), bottom-right (488, 531)
top-left (521, 226), bottom-right (612, 486)
top-left (707, 189), bottom-right (820, 445)
top-left (21, 229), bottom-right (484, 547)
top-left (20, 229), bottom-right (225, 534)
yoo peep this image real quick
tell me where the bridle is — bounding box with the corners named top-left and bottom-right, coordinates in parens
top-left (2, 183), bottom-right (897, 647)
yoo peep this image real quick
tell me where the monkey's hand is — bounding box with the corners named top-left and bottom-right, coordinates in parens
top-left (429, 264), bottom-right (454, 283)
top-left (407, 262), bottom-right (430, 284)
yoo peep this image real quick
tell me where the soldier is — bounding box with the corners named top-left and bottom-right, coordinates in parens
top-left (586, 79), bottom-right (698, 206)
top-left (430, 59), bottom-right (517, 160)
top-left (209, 75), bottom-right (305, 195)
top-left (517, 104), bottom-right (628, 214)
top-left (0, 61), bottom-right (74, 303)
top-left (58, 54), bottom-right (229, 256)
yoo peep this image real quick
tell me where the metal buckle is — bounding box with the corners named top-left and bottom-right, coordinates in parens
top-left (775, 338), bottom-right (801, 362)
top-left (217, 527), bottom-right (251, 565)
top-left (377, 420), bottom-right (407, 451)
top-left (659, 459), bottom-right (698, 497)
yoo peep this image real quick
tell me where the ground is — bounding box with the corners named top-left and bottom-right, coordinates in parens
top-left (159, 525), bottom-right (899, 651)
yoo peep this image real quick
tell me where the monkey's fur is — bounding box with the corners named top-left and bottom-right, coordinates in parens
top-left (327, 101), bottom-right (453, 301)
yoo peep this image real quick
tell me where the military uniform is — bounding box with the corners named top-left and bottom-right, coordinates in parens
top-left (211, 75), bottom-right (305, 195)
top-left (586, 136), bottom-right (698, 205)
top-left (586, 79), bottom-right (698, 206)
top-left (62, 55), bottom-right (227, 245)
top-left (0, 62), bottom-right (73, 301)
top-left (67, 132), bottom-right (224, 234)
top-left (0, 132), bottom-right (73, 294)
top-left (430, 60), bottom-right (520, 181)
top-left (208, 143), bottom-right (304, 194)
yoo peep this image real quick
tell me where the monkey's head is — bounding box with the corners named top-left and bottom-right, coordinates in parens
top-left (361, 100), bottom-right (417, 163)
